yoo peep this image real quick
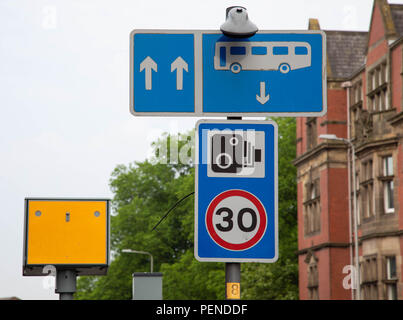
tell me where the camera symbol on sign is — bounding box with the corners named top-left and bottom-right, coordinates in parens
top-left (207, 129), bottom-right (265, 178)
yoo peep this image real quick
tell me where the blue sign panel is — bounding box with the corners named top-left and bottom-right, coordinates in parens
top-left (202, 33), bottom-right (324, 114)
top-left (195, 120), bottom-right (278, 263)
top-left (130, 30), bottom-right (326, 117)
top-left (132, 33), bottom-right (195, 113)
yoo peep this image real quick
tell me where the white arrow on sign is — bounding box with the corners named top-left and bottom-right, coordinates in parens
top-left (140, 56), bottom-right (157, 90)
top-left (256, 81), bottom-right (270, 105)
top-left (171, 56), bottom-right (188, 90)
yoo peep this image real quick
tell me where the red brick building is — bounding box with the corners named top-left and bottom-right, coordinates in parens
top-left (295, 0), bottom-right (403, 300)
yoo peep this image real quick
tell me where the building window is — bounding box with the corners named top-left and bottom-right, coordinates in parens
top-left (304, 179), bottom-right (320, 235)
top-left (306, 254), bottom-right (319, 300)
top-left (384, 256), bottom-right (398, 300)
top-left (306, 118), bottom-right (317, 151)
top-left (350, 81), bottom-right (363, 140)
top-left (363, 159), bottom-right (373, 181)
top-left (352, 107), bottom-right (359, 139)
top-left (367, 62), bottom-right (389, 112)
top-left (382, 87), bottom-right (389, 110)
top-left (383, 155), bottom-right (393, 176)
top-left (381, 156), bottom-right (394, 214)
top-left (361, 255), bottom-right (378, 300)
top-left (354, 171), bottom-right (361, 225)
top-left (350, 81), bottom-right (363, 106)
top-left (361, 160), bottom-right (374, 220)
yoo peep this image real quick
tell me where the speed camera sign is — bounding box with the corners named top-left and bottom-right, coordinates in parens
top-left (195, 119), bottom-right (278, 263)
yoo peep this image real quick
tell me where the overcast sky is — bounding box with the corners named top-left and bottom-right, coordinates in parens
top-left (0, 0), bottom-right (400, 300)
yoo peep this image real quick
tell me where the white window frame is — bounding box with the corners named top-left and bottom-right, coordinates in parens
top-left (386, 256), bottom-right (397, 280)
top-left (383, 156), bottom-right (394, 214)
top-left (385, 256), bottom-right (398, 300)
top-left (383, 181), bottom-right (394, 214)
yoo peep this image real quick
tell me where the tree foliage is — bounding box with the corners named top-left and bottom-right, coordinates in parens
top-left (242, 117), bottom-right (298, 299)
top-left (76, 118), bottom-right (298, 300)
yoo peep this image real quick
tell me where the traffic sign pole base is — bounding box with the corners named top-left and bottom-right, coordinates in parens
top-left (225, 263), bottom-right (240, 300)
top-left (55, 269), bottom-right (77, 300)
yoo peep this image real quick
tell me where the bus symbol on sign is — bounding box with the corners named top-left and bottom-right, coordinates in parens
top-left (214, 41), bottom-right (312, 74)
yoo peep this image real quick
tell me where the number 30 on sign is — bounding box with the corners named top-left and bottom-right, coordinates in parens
top-left (206, 189), bottom-right (267, 251)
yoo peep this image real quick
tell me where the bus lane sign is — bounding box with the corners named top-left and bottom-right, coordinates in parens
top-left (130, 30), bottom-right (326, 117)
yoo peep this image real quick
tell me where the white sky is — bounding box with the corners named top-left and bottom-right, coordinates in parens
top-left (0, 0), bottom-right (401, 300)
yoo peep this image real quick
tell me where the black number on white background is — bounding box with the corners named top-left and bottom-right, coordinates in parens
top-left (215, 207), bottom-right (257, 232)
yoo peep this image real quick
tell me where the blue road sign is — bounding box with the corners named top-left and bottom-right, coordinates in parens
top-left (130, 30), bottom-right (326, 117)
top-left (132, 33), bottom-right (195, 113)
top-left (195, 120), bottom-right (278, 263)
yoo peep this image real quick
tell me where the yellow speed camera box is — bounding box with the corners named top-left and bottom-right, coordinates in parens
top-left (23, 198), bottom-right (110, 276)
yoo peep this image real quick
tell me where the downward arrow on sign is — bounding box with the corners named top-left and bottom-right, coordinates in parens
top-left (256, 81), bottom-right (270, 105)
top-left (171, 56), bottom-right (188, 90)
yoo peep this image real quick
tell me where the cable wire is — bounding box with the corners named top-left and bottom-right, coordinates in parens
top-left (151, 191), bottom-right (195, 231)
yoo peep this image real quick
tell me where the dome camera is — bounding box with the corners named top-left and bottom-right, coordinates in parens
top-left (220, 6), bottom-right (258, 38)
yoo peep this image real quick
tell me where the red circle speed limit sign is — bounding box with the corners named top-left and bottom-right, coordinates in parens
top-left (205, 189), bottom-right (267, 251)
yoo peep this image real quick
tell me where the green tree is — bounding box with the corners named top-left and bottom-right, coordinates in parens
top-left (242, 117), bottom-right (298, 299)
top-left (76, 119), bottom-right (298, 300)
top-left (76, 131), bottom-right (223, 300)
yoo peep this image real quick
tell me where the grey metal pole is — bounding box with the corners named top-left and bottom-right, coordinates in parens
top-left (225, 263), bottom-right (241, 299)
top-left (342, 81), bottom-right (354, 301)
top-left (149, 253), bottom-right (154, 273)
top-left (224, 116), bottom-right (242, 300)
top-left (122, 249), bottom-right (154, 273)
top-left (56, 270), bottom-right (76, 300)
top-left (320, 133), bottom-right (361, 300)
top-left (349, 142), bottom-right (361, 300)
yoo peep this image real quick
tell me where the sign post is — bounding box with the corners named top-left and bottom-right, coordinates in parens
top-left (55, 270), bottom-right (76, 300)
top-left (226, 263), bottom-right (241, 300)
top-left (225, 115), bottom-right (242, 300)
top-left (195, 119), bottom-right (278, 299)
